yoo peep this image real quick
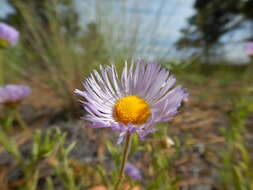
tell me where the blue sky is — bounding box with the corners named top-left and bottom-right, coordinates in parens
top-left (0, 0), bottom-right (250, 63)
top-left (0, 0), bottom-right (14, 17)
top-left (74, 0), bottom-right (196, 59)
top-left (74, 0), bottom-right (251, 62)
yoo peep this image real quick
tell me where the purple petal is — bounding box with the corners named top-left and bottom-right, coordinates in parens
top-left (0, 22), bottom-right (19, 47)
top-left (125, 162), bottom-right (142, 181)
top-left (0, 84), bottom-right (31, 104)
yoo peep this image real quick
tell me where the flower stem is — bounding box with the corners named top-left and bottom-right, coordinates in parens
top-left (15, 110), bottom-right (28, 131)
top-left (114, 133), bottom-right (132, 190)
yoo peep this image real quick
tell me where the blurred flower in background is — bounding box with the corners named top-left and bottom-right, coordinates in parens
top-left (125, 162), bottom-right (142, 181)
top-left (245, 42), bottom-right (253, 57)
top-left (0, 22), bottom-right (19, 48)
top-left (75, 61), bottom-right (188, 143)
top-left (0, 84), bottom-right (31, 106)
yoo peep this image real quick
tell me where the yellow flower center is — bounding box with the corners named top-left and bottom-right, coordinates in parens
top-left (0, 38), bottom-right (9, 48)
top-left (114, 96), bottom-right (151, 125)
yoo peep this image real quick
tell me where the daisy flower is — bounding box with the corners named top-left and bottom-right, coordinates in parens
top-left (0, 84), bottom-right (31, 105)
top-left (245, 42), bottom-right (253, 56)
top-left (125, 162), bottom-right (142, 181)
top-left (0, 22), bottom-right (19, 48)
top-left (75, 61), bottom-right (188, 144)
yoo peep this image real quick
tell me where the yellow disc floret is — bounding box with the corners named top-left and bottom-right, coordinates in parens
top-left (0, 38), bottom-right (9, 48)
top-left (114, 96), bottom-right (151, 125)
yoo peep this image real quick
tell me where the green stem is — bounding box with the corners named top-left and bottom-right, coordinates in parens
top-left (114, 133), bottom-right (132, 190)
top-left (15, 110), bottom-right (28, 131)
top-left (4, 111), bottom-right (15, 133)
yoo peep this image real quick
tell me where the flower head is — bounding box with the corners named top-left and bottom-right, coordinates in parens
top-left (0, 84), bottom-right (31, 105)
top-left (0, 22), bottom-right (19, 48)
top-left (125, 162), bottom-right (142, 181)
top-left (75, 61), bottom-right (188, 143)
top-left (245, 42), bottom-right (253, 56)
